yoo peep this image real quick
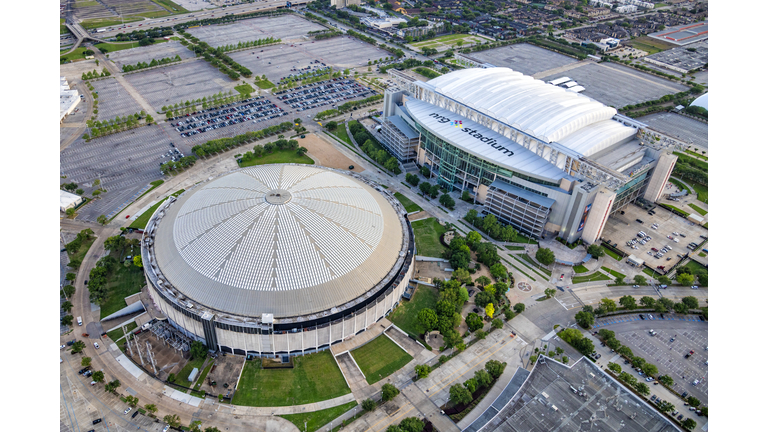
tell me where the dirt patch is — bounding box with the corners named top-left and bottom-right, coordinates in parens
top-left (407, 211), bottom-right (432, 221)
top-left (301, 133), bottom-right (363, 172)
top-left (199, 354), bottom-right (243, 397)
top-left (414, 261), bottom-right (451, 282)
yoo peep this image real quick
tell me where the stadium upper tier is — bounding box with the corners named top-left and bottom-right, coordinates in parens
top-left (149, 165), bottom-right (407, 318)
top-left (422, 68), bottom-right (636, 156)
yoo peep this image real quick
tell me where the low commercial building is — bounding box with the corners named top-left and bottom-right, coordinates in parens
top-left (60, 190), bottom-right (84, 212)
top-left (60, 77), bottom-right (80, 123)
top-left (330, 0), bottom-right (360, 9)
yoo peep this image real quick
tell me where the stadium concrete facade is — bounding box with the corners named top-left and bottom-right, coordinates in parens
top-left (141, 164), bottom-right (415, 356)
top-left (383, 67), bottom-right (686, 244)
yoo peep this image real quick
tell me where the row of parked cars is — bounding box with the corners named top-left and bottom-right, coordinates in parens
top-left (170, 97), bottom-right (287, 137)
top-left (275, 78), bottom-right (376, 112)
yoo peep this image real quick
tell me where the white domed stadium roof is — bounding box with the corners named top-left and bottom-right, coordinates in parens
top-left (690, 93), bottom-right (708, 111)
top-left (149, 165), bottom-right (407, 318)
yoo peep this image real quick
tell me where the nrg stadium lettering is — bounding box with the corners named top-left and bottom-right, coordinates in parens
top-left (428, 113), bottom-right (515, 157)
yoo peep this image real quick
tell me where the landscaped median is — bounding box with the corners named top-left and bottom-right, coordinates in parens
top-left (571, 272), bottom-right (611, 284)
top-left (280, 401), bottom-right (358, 432)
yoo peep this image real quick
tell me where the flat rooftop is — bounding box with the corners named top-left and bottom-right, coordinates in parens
top-left (644, 41), bottom-right (708, 73)
top-left (480, 356), bottom-right (681, 432)
top-left (637, 112), bottom-right (708, 149)
top-left (648, 22), bottom-right (708, 46)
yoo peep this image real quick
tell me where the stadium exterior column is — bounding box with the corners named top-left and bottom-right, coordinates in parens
top-left (581, 188), bottom-right (616, 245)
top-left (643, 151), bottom-right (678, 202)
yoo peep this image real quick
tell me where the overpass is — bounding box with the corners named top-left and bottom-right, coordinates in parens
top-left (64, 22), bottom-right (110, 54)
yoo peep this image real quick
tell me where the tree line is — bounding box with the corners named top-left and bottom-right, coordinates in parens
top-left (349, 121), bottom-right (401, 174)
top-left (190, 121), bottom-right (295, 158)
top-left (448, 360), bottom-right (506, 411)
top-left (215, 37), bottom-right (280, 53)
top-left (178, 30), bottom-right (253, 79)
top-left (239, 138), bottom-right (305, 162)
top-left (463, 209), bottom-right (524, 243)
top-left (163, 92), bottom-right (249, 118)
top-left (114, 27), bottom-right (173, 42)
top-left (161, 155), bottom-right (197, 175)
top-left (82, 68), bottom-right (110, 80)
top-left (84, 111), bottom-right (151, 141)
top-left (121, 55), bottom-right (182, 72)
top-left (672, 153), bottom-right (707, 186)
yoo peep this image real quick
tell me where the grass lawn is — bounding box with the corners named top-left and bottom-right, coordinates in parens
top-left (680, 259), bottom-right (707, 275)
top-left (151, 0), bottom-right (190, 13)
top-left (691, 183), bottom-right (708, 204)
top-left (517, 254), bottom-right (552, 276)
top-left (642, 267), bottom-right (658, 278)
top-left (61, 18), bottom-right (69, 35)
top-left (239, 149), bottom-right (314, 167)
top-left (388, 285), bottom-right (438, 341)
top-left (99, 259), bottom-right (146, 319)
top-left (394, 192), bottom-right (423, 213)
top-left (411, 218), bottom-right (448, 258)
top-left (659, 203), bottom-right (690, 217)
top-left (106, 322), bottom-right (137, 347)
top-left (68, 236), bottom-right (96, 266)
top-left (507, 232), bottom-right (536, 244)
top-left (81, 17), bottom-right (142, 29)
top-left (351, 335), bottom-right (413, 385)
top-left (604, 247), bottom-right (621, 261)
top-left (412, 33), bottom-right (478, 47)
top-left (573, 264), bottom-right (589, 274)
top-left (255, 79), bottom-right (276, 89)
top-left (698, 252), bottom-right (707, 257)
top-left (128, 189), bottom-right (185, 229)
top-left (505, 245), bottom-right (525, 251)
top-left (684, 149), bottom-right (708, 160)
top-left (501, 257), bottom-right (536, 281)
top-left (280, 401), bottom-right (357, 432)
top-left (233, 351), bottom-right (350, 406)
top-left (601, 267), bottom-right (626, 280)
top-left (668, 178), bottom-right (691, 194)
top-left (330, 126), bottom-right (353, 146)
top-left (175, 357), bottom-right (206, 388)
top-left (95, 39), bottom-right (168, 54)
top-left (60, 47), bottom-right (88, 62)
top-left (625, 36), bottom-right (675, 54)
top-left (688, 203), bottom-right (707, 216)
top-left (235, 83), bottom-right (255, 95)
top-left (193, 361), bottom-right (214, 392)
top-left (571, 272), bottom-right (611, 284)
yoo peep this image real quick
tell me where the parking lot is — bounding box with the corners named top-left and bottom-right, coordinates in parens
top-left (187, 14), bottom-right (325, 47)
top-left (275, 78), bottom-right (377, 112)
top-left (300, 36), bottom-right (391, 69)
top-left (170, 95), bottom-right (287, 138)
top-left (106, 40), bottom-right (196, 70)
top-left (468, 43), bottom-right (578, 76)
top-left (230, 45), bottom-right (325, 83)
top-left (592, 318), bottom-right (708, 405)
top-left (600, 201), bottom-right (709, 272)
top-left (124, 60), bottom-right (231, 112)
top-left (541, 62), bottom-right (690, 108)
top-left (91, 78), bottom-right (144, 120)
top-left (639, 112), bottom-right (709, 149)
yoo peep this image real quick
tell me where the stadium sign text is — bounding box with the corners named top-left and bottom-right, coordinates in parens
top-left (428, 113), bottom-right (515, 156)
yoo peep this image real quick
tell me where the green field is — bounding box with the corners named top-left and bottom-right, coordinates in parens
top-left (412, 33), bottom-right (485, 47)
top-left (68, 235), bottom-right (96, 267)
top-left (411, 218), bottom-right (448, 258)
top-left (573, 264), bottom-right (589, 274)
top-left (81, 17), bottom-right (143, 29)
top-left (233, 351), bottom-right (350, 407)
top-left (95, 39), bottom-right (168, 54)
top-left (151, 0), bottom-right (189, 13)
top-left (128, 189), bottom-right (185, 230)
top-left (684, 149), bottom-right (708, 160)
top-left (255, 79), bottom-right (276, 89)
top-left (351, 335), bottom-right (413, 385)
top-left (604, 247), bottom-right (622, 261)
top-left (280, 401), bottom-right (357, 432)
top-left (60, 47), bottom-right (88, 62)
top-left (680, 259), bottom-right (707, 275)
top-left (239, 149), bottom-right (314, 167)
top-left (668, 178), bottom-right (691, 194)
top-left (330, 126), bottom-right (353, 146)
top-left (643, 267), bottom-right (658, 278)
top-left (691, 183), bottom-right (708, 204)
top-left (688, 203), bottom-right (707, 216)
top-left (234, 83), bottom-right (255, 95)
top-left (601, 266), bottom-right (626, 280)
top-left (388, 285), bottom-right (439, 341)
top-left (505, 245), bottom-right (525, 251)
top-left (571, 272), bottom-right (611, 284)
top-left (175, 357), bottom-right (207, 388)
top-left (394, 192), bottom-right (423, 213)
top-left (99, 256), bottom-right (146, 319)
top-left (625, 36), bottom-right (675, 54)
top-left (61, 18), bottom-right (69, 35)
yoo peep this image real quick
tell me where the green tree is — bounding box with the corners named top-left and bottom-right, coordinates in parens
top-left (513, 303), bottom-right (525, 313)
top-left (382, 383), bottom-right (400, 401)
top-left (657, 275), bottom-right (671, 285)
top-left (164, 414), bottom-right (182, 428)
top-left (619, 295), bottom-right (637, 310)
top-left (62, 315), bottom-right (74, 326)
top-left (449, 383), bottom-right (473, 405)
top-left (125, 395), bottom-right (139, 407)
top-left (575, 311), bottom-right (595, 328)
top-left (417, 308), bottom-right (438, 333)
top-left (485, 359), bottom-right (506, 379)
top-left (658, 375), bottom-right (674, 386)
top-left (474, 369), bottom-right (492, 388)
top-left (544, 288), bottom-right (556, 299)
top-left (452, 267), bottom-right (472, 285)
top-left (190, 340), bottom-right (207, 360)
top-left (414, 364), bottom-right (431, 379)
top-left (600, 298), bottom-right (617, 312)
top-left (105, 379), bottom-right (121, 393)
top-left (676, 273), bottom-right (695, 285)
top-left (687, 396), bottom-right (701, 407)
top-left (641, 363), bottom-right (658, 376)
top-left (489, 263), bottom-right (508, 280)
top-left (633, 382), bottom-right (650, 395)
top-left (439, 193), bottom-right (455, 209)
top-left (586, 244), bottom-right (604, 257)
top-left (81, 357), bottom-right (92, 367)
top-left (682, 296), bottom-right (699, 309)
top-left (681, 419), bottom-right (696, 430)
top-left (92, 370), bottom-right (105, 383)
top-left (492, 318), bottom-right (503, 329)
top-left (65, 208), bottom-right (76, 217)
top-left (144, 404), bottom-right (157, 415)
top-left (535, 248), bottom-right (555, 266)
top-left (65, 272), bottom-right (77, 282)
top-left (399, 417), bottom-right (424, 432)
top-left (639, 296), bottom-right (655, 308)
top-left (674, 302), bottom-right (690, 314)
top-left (607, 362), bottom-right (621, 373)
top-left (97, 214), bottom-right (108, 225)
top-left (362, 398), bottom-right (377, 412)
top-left (325, 120), bottom-right (338, 131)
top-left (71, 340), bottom-right (86, 354)
top-left (466, 313), bottom-right (483, 332)
top-left (61, 301), bottom-right (73, 313)
top-left (633, 275), bottom-right (647, 285)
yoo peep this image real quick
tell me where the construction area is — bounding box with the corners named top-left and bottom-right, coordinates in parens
top-left (123, 321), bottom-right (194, 381)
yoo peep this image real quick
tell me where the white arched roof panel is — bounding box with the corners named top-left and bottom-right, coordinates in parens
top-left (557, 120), bottom-right (637, 156)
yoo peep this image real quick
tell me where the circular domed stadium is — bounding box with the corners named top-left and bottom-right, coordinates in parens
top-left (141, 164), bottom-right (415, 356)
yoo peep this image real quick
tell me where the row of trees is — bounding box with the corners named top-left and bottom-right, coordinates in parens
top-left (178, 31), bottom-right (251, 79)
top-left (575, 295), bottom-right (702, 329)
top-left (337, 94), bottom-right (384, 113)
top-left (121, 55), bottom-right (182, 72)
top-left (191, 121), bottom-right (295, 158)
top-left (81, 68), bottom-right (110, 80)
top-left (84, 112), bottom-right (152, 140)
top-left (114, 27), bottom-right (172, 42)
top-left (161, 155), bottom-right (197, 175)
top-left (448, 360), bottom-right (506, 407)
top-left (279, 67), bottom-right (333, 85)
top-left (216, 37), bottom-right (280, 53)
top-left (63, 228), bottom-right (95, 270)
top-left (275, 70), bottom-right (344, 92)
top-left (464, 210), bottom-right (522, 243)
top-left (349, 121), bottom-right (402, 174)
top-left (174, 8), bottom-right (287, 30)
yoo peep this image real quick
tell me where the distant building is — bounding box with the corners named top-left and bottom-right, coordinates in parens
top-left (60, 190), bottom-right (84, 213)
top-left (60, 77), bottom-right (80, 123)
top-left (331, 0), bottom-right (360, 9)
